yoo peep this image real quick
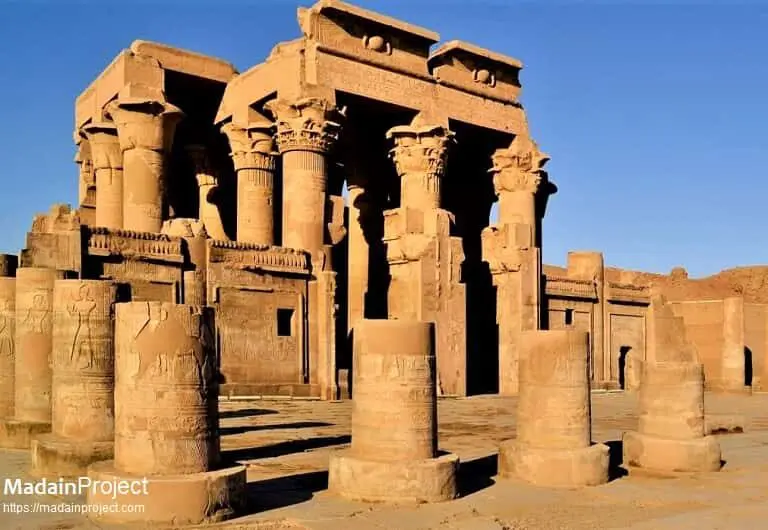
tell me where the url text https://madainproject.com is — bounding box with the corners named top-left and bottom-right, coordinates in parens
top-left (2, 502), bottom-right (146, 515)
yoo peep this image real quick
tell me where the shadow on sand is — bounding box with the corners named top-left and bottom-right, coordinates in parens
top-left (221, 421), bottom-right (334, 436)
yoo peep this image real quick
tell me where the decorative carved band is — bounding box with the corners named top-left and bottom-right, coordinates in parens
top-left (607, 281), bottom-right (650, 303)
top-left (208, 240), bottom-right (309, 275)
top-left (87, 227), bottom-right (184, 263)
top-left (544, 275), bottom-right (597, 300)
top-left (265, 97), bottom-right (345, 154)
top-left (490, 134), bottom-right (549, 195)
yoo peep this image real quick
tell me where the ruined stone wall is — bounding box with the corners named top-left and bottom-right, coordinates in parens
top-left (669, 301), bottom-right (724, 384)
top-left (744, 303), bottom-right (766, 389)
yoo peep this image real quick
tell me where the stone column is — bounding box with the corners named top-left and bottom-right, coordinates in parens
top-left (566, 252), bottom-right (606, 386)
top-left (84, 122), bottom-right (124, 229)
top-left (161, 219), bottom-right (208, 306)
top-left (0, 278), bottom-right (15, 419)
top-left (719, 297), bottom-right (749, 393)
top-left (329, 319), bottom-right (458, 503)
top-left (86, 302), bottom-right (245, 526)
top-left (0, 268), bottom-right (63, 449)
top-left (186, 145), bottom-right (228, 241)
top-left (221, 119), bottom-right (276, 245)
top-left (346, 183), bottom-right (370, 334)
top-left (265, 97), bottom-right (345, 254)
top-left (623, 362), bottom-right (722, 473)
top-left (499, 330), bottom-right (609, 487)
top-left (107, 97), bottom-right (183, 233)
top-left (31, 280), bottom-right (117, 477)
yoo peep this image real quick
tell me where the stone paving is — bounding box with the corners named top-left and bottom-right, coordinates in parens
top-left (1, 391), bottom-right (767, 529)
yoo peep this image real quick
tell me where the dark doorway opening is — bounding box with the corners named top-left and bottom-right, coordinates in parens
top-left (745, 346), bottom-right (753, 386)
top-left (618, 346), bottom-right (631, 390)
top-left (564, 309), bottom-right (574, 326)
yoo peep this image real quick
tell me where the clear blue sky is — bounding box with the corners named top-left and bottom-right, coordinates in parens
top-left (0, 1), bottom-right (766, 277)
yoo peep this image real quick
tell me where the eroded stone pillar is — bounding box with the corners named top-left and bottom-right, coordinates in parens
top-left (31, 280), bottom-right (117, 477)
top-left (108, 97), bottom-right (183, 233)
top-left (221, 119), bottom-right (276, 245)
top-left (0, 268), bottom-right (63, 449)
top-left (0, 278), bottom-right (15, 419)
top-left (84, 122), bottom-right (123, 229)
top-left (162, 218), bottom-right (208, 306)
top-left (74, 130), bottom-right (96, 225)
top-left (265, 97), bottom-right (344, 254)
top-left (623, 362), bottom-right (722, 473)
top-left (719, 297), bottom-right (749, 393)
top-left (86, 301), bottom-right (245, 525)
top-left (328, 319), bottom-right (458, 503)
top-left (499, 330), bottom-right (609, 487)
top-left (186, 145), bottom-right (228, 241)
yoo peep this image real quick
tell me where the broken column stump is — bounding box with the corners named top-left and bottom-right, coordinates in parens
top-left (623, 362), bottom-right (722, 473)
top-left (499, 330), bottom-right (609, 487)
top-left (0, 275), bottom-right (16, 419)
top-left (86, 302), bottom-right (246, 526)
top-left (31, 280), bottom-right (118, 477)
top-left (329, 319), bottom-right (459, 503)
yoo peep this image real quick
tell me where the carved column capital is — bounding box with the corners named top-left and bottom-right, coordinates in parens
top-left (83, 122), bottom-right (122, 170)
top-left (264, 97), bottom-right (345, 154)
top-left (386, 123), bottom-right (455, 180)
top-left (106, 97), bottom-right (184, 153)
top-left (489, 135), bottom-right (549, 195)
top-left (74, 129), bottom-right (95, 183)
top-left (221, 121), bottom-right (277, 171)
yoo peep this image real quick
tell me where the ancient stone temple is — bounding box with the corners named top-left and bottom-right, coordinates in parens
top-left (7, 0), bottom-right (764, 402)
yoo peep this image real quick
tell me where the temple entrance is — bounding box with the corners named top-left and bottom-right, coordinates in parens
top-left (745, 346), bottom-right (753, 386)
top-left (618, 345), bottom-right (631, 390)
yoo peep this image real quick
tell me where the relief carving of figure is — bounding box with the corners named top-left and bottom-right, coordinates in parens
top-left (0, 300), bottom-right (13, 358)
top-left (67, 284), bottom-right (97, 369)
top-left (23, 293), bottom-right (50, 334)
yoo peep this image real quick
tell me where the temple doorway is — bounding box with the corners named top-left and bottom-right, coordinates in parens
top-left (745, 346), bottom-right (753, 386)
top-left (618, 345), bottom-right (631, 390)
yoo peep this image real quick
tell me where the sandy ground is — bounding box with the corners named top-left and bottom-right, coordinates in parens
top-left (0, 391), bottom-right (766, 529)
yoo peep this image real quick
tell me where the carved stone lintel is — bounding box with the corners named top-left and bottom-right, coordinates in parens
top-left (490, 134), bottom-right (549, 195)
top-left (265, 97), bottom-right (346, 154)
top-left (221, 121), bottom-right (277, 171)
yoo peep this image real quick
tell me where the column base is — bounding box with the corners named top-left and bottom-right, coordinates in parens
top-left (498, 439), bottom-right (609, 487)
top-left (622, 430), bottom-right (722, 474)
top-left (31, 434), bottom-right (112, 478)
top-left (328, 451), bottom-right (459, 503)
top-left (0, 419), bottom-right (51, 449)
top-left (86, 460), bottom-right (247, 526)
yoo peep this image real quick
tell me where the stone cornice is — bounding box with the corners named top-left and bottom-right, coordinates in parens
top-left (490, 135), bottom-right (549, 195)
top-left (264, 97), bottom-right (345, 154)
top-left (386, 123), bottom-right (455, 179)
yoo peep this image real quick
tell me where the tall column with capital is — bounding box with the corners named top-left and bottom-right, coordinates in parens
top-left (384, 115), bottom-right (467, 396)
top-left (265, 97), bottom-right (345, 255)
top-left (185, 145), bottom-right (228, 241)
top-left (107, 97), bottom-right (183, 233)
top-left (482, 134), bottom-right (552, 395)
top-left (221, 119), bottom-right (276, 245)
top-left (346, 181), bottom-right (370, 334)
top-left (84, 122), bottom-right (123, 229)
